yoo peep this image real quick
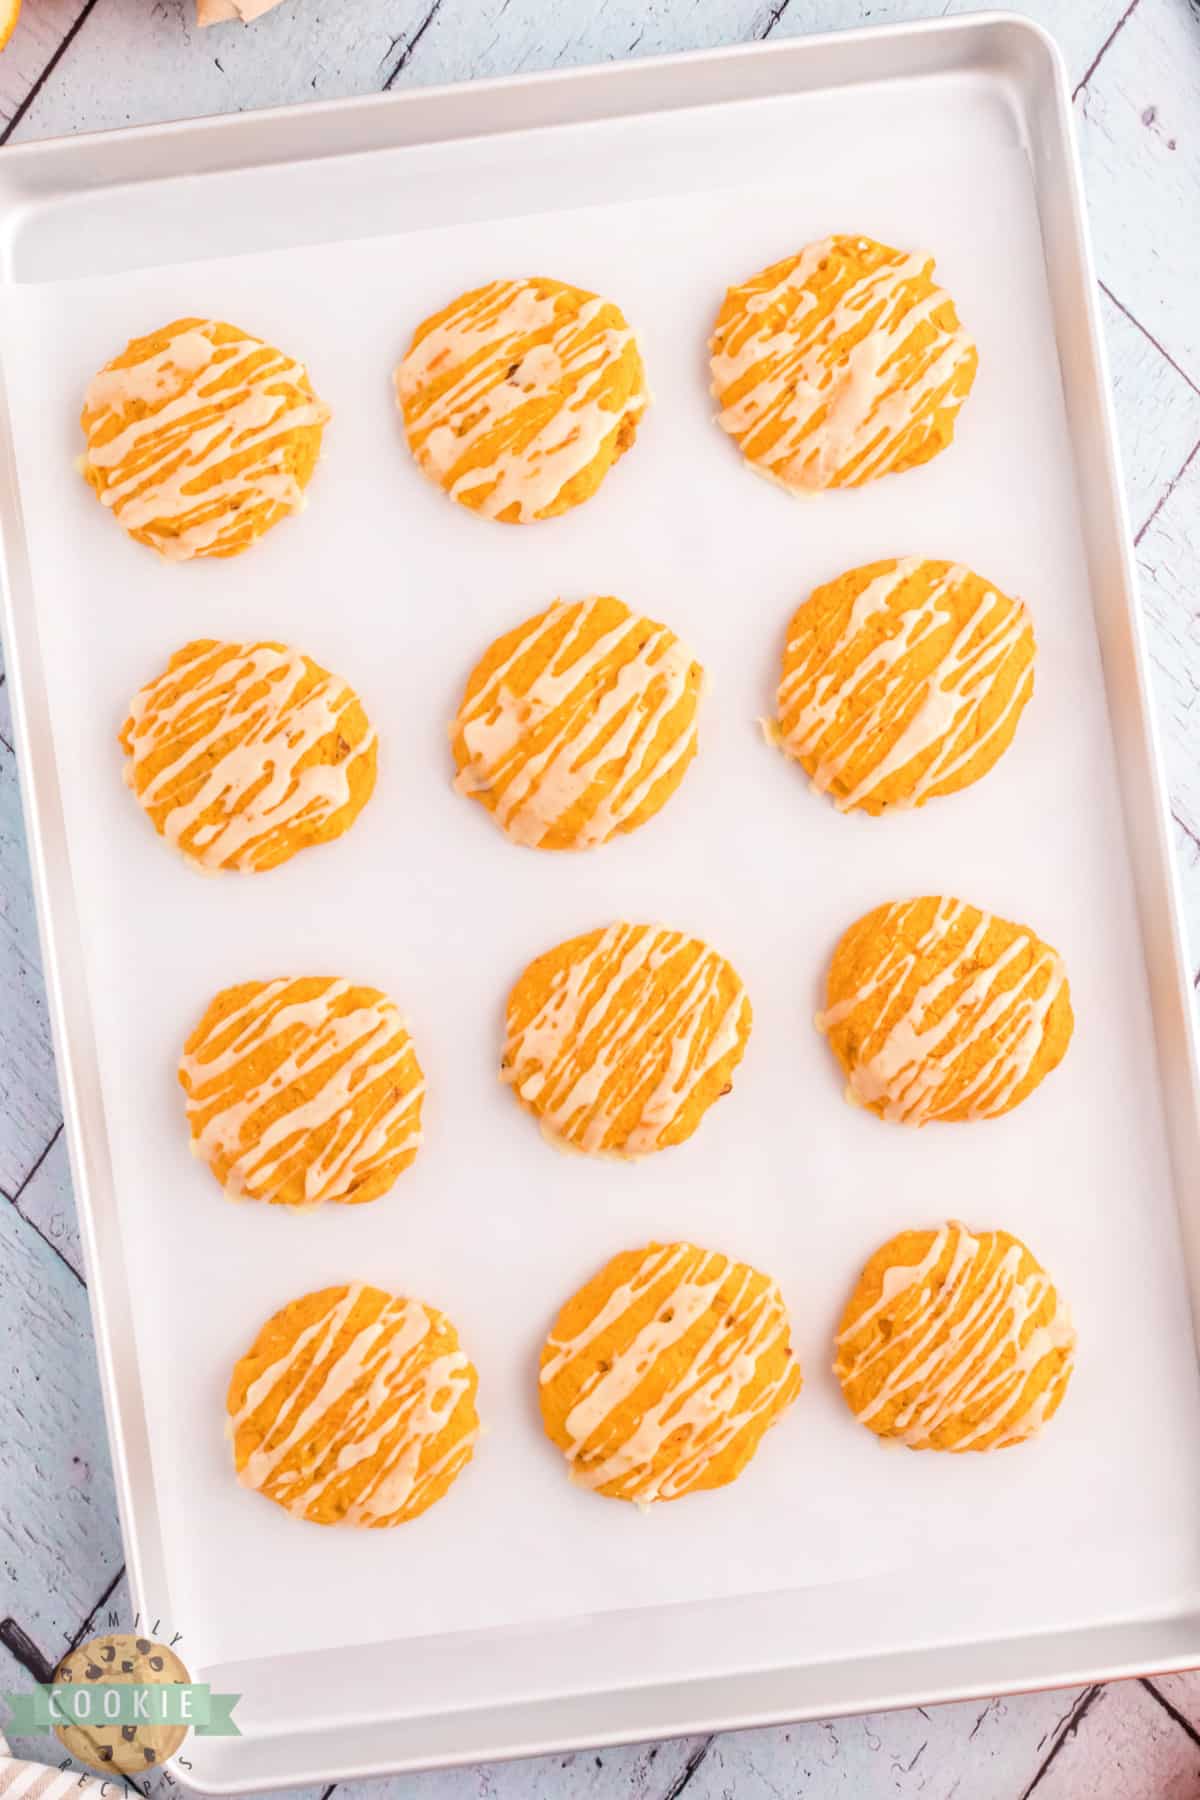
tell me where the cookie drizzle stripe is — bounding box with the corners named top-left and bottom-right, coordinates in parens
top-left (836, 1224), bottom-right (1076, 1448)
top-left (504, 924), bottom-right (747, 1153)
top-left (456, 599), bottom-right (700, 846)
top-left (816, 899), bottom-right (1065, 1124)
top-left (542, 1246), bottom-right (799, 1501)
top-left (778, 561), bottom-right (1032, 811)
top-left (84, 322), bottom-right (329, 560)
top-left (396, 280), bottom-right (646, 521)
top-left (233, 1285), bottom-right (476, 1524)
top-left (123, 642), bottom-right (375, 872)
top-left (180, 978), bottom-right (422, 1204)
top-left (711, 238), bottom-right (975, 492)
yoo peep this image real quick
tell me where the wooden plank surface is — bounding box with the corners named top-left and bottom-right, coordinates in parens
top-left (0, 2), bottom-right (1198, 1798)
top-left (1077, 0), bottom-right (1200, 391)
top-left (652, 1688), bottom-right (1092, 1800)
top-left (1138, 445), bottom-right (1200, 845)
top-left (0, 0), bottom-right (86, 136)
top-left (4, 0), bottom-right (1134, 141)
top-left (1024, 1680), bottom-right (1200, 1800)
top-left (0, 1191), bottom-right (120, 1660)
top-left (0, 746), bottom-right (60, 1198)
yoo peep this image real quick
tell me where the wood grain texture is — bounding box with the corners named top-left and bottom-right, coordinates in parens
top-left (1077, 0), bottom-right (1200, 391)
top-left (1143, 1671), bottom-right (1200, 1734)
top-left (13, 1127), bottom-right (77, 1281)
top-left (0, 742), bottom-right (61, 1198)
top-left (6, 0), bottom-right (457, 139)
top-left (1100, 286), bottom-right (1200, 537)
top-left (0, 1192), bottom-right (119, 1663)
top-left (0, 0), bottom-right (88, 136)
top-left (340, 1737), bottom-right (711, 1800)
top-left (0, 4), bottom-right (1198, 1800)
top-left (1027, 1680), bottom-right (1200, 1799)
top-left (5, 0), bottom-right (1132, 142)
top-left (1137, 442), bottom-right (1200, 849)
top-left (662, 1688), bottom-right (1089, 1800)
top-left (337, 0), bottom-right (1133, 94)
top-left (1171, 820), bottom-right (1200, 973)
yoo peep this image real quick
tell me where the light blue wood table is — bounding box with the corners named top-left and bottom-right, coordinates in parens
top-left (1, 2), bottom-right (1198, 1794)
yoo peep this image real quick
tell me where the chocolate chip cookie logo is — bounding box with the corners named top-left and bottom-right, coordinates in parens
top-left (5, 1634), bottom-right (240, 1777)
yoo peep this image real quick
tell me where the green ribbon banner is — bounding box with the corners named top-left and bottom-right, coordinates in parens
top-left (6, 1684), bottom-right (242, 1737)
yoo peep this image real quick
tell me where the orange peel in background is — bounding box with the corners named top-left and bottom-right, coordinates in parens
top-left (0, 0), bottom-right (21, 53)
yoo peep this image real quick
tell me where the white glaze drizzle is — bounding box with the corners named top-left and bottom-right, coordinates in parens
top-left (835, 1223), bottom-right (1076, 1449)
top-left (454, 598), bottom-right (700, 847)
top-left (778, 559), bottom-right (1034, 811)
top-left (83, 320), bottom-right (329, 560)
top-left (395, 280), bottom-right (647, 522)
top-left (121, 640), bottom-right (375, 873)
top-left (180, 978), bottom-right (423, 1205)
top-left (816, 898), bottom-right (1067, 1125)
top-left (231, 1284), bottom-right (475, 1523)
top-left (541, 1243), bottom-right (799, 1501)
top-left (503, 924), bottom-right (749, 1155)
top-left (711, 238), bottom-right (975, 493)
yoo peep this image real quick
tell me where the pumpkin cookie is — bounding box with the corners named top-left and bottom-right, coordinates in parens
top-left (540, 1241), bottom-right (801, 1503)
top-left (452, 595), bottom-right (704, 849)
top-left (817, 896), bottom-right (1073, 1126)
top-left (120, 639), bottom-right (377, 874)
top-left (179, 976), bottom-right (424, 1207)
top-left (81, 317), bottom-right (329, 560)
top-left (228, 1283), bottom-right (479, 1525)
top-left (710, 234), bottom-right (977, 493)
top-left (53, 1635), bottom-right (190, 1774)
top-left (835, 1223), bottom-right (1076, 1451)
top-left (776, 558), bottom-right (1035, 814)
top-left (394, 276), bottom-right (648, 523)
top-left (502, 922), bottom-right (751, 1155)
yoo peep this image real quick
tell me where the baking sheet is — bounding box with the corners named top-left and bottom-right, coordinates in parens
top-left (4, 58), bottom-right (1200, 1701)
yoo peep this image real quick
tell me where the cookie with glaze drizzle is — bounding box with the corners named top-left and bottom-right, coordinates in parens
top-left (179, 976), bottom-right (424, 1208)
top-left (817, 896), bottom-right (1073, 1126)
top-left (710, 235), bottom-right (977, 494)
top-left (228, 1284), bottom-right (478, 1525)
top-left (120, 638), bottom-right (376, 875)
top-left (81, 317), bottom-right (329, 560)
top-left (501, 922), bottom-right (751, 1156)
top-left (540, 1241), bottom-right (802, 1503)
top-left (395, 276), bottom-right (648, 523)
top-left (452, 595), bottom-right (705, 850)
top-left (775, 557), bottom-right (1035, 815)
top-left (835, 1223), bottom-right (1076, 1451)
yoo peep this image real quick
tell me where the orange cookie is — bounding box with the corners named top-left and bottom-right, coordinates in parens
top-left (710, 234), bottom-right (977, 493)
top-left (452, 595), bottom-right (704, 849)
top-left (540, 1241), bottom-right (801, 1503)
top-left (81, 317), bottom-right (329, 560)
top-left (835, 1223), bottom-right (1076, 1451)
top-left (776, 558), bottom-right (1035, 814)
top-left (228, 1284), bottom-right (479, 1526)
top-left (502, 923), bottom-right (751, 1155)
top-left (120, 639), bottom-right (376, 874)
top-left (395, 276), bottom-right (648, 523)
top-left (817, 896), bottom-right (1073, 1126)
top-left (179, 977), bottom-right (424, 1207)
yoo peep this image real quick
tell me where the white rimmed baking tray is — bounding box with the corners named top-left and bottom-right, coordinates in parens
top-left (2, 13), bottom-right (1200, 1789)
